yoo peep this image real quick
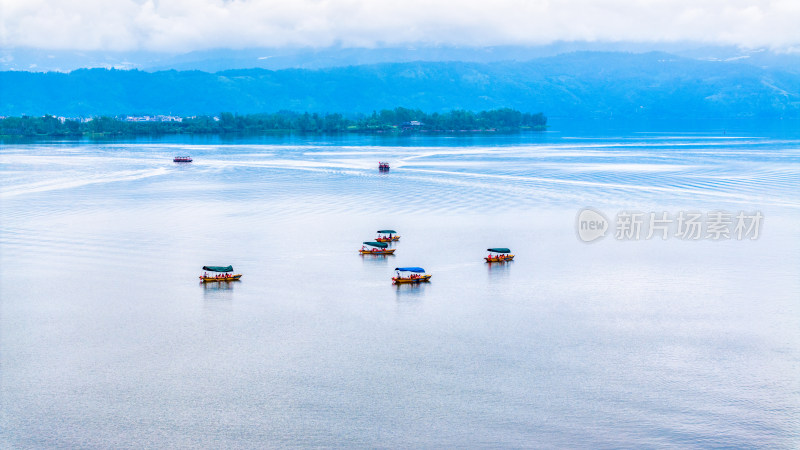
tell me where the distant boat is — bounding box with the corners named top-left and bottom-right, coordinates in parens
top-left (378, 161), bottom-right (390, 171)
top-left (199, 265), bottom-right (242, 282)
top-left (392, 267), bottom-right (431, 284)
top-left (375, 229), bottom-right (400, 242)
top-left (485, 248), bottom-right (515, 263)
top-left (173, 156), bottom-right (193, 163)
top-left (359, 241), bottom-right (396, 255)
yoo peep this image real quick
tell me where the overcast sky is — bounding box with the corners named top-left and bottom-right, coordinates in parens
top-left (2, 0), bottom-right (799, 52)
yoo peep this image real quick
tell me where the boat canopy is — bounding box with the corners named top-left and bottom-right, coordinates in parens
top-left (487, 248), bottom-right (511, 253)
top-left (377, 230), bottom-right (397, 234)
top-left (202, 265), bottom-right (233, 272)
top-left (395, 267), bottom-right (425, 273)
top-left (363, 241), bottom-right (389, 248)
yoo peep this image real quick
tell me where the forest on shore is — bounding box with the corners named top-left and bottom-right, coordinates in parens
top-left (0, 108), bottom-right (546, 137)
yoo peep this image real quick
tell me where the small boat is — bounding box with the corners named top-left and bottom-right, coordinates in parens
top-left (392, 267), bottom-right (431, 284)
top-left (375, 229), bottom-right (400, 242)
top-left (199, 265), bottom-right (242, 282)
top-left (485, 248), bottom-right (515, 263)
top-left (359, 241), bottom-right (396, 255)
top-left (173, 156), bottom-right (193, 163)
top-left (378, 161), bottom-right (390, 171)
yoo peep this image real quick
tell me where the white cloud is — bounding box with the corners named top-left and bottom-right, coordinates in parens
top-left (1, 0), bottom-right (799, 51)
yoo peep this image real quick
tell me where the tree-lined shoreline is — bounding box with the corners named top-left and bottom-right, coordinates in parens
top-left (0, 108), bottom-right (546, 138)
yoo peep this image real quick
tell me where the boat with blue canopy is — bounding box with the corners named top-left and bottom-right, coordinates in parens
top-left (360, 241), bottom-right (396, 255)
top-left (485, 248), bottom-right (515, 263)
top-left (392, 267), bottom-right (431, 284)
top-left (376, 229), bottom-right (400, 242)
top-left (199, 265), bottom-right (242, 282)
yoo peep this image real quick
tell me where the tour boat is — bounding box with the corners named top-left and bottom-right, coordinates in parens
top-left (359, 241), bottom-right (396, 255)
top-left (199, 265), bottom-right (242, 282)
top-left (378, 161), bottom-right (390, 171)
top-left (392, 267), bottom-right (432, 284)
top-left (485, 248), bottom-right (515, 263)
top-left (375, 229), bottom-right (400, 242)
top-left (173, 156), bottom-right (193, 163)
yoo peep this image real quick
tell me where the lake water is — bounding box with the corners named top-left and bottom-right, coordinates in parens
top-left (2, 123), bottom-right (799, 447)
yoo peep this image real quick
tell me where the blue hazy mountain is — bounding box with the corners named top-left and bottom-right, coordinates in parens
top-left (4, 43), bottom-right (800, 73)
top-left (2, 51), bottom-right (799, 118)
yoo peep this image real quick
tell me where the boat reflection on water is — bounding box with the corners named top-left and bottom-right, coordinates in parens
top-left (201, 280), bottom-right (236, 300)
top-left (487, 259), bottom-right (511, 281)
top-left (394, 281), bottom-right (426, 301)
top-left (361, 254), bottom-right (391, 265)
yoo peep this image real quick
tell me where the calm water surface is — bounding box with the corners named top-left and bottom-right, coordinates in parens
top-left (2, 126), bottom-right (799, 447)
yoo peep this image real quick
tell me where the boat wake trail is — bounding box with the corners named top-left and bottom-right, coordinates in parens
top-left (0, 168), bottom-right (169, 198)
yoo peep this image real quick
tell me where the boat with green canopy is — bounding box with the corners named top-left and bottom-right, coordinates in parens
top-left (360, 241), bottom-right (396, 255)
top-left (392, 267), bottom-right (431, 284)
top-left (375, 229), bottom-right (400, 242)
top-left (199, 265), bottom-right (242, 282)
top-left (485, 248), bottom-right (515, 263)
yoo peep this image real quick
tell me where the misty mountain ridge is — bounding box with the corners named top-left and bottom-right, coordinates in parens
top-left (2, 51), bottom-right (799, 119)
top-left (4, 43), bottom-right (800, 73)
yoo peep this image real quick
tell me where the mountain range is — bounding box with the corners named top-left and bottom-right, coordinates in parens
top-left (2, 51), bottom-right (799, 119)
